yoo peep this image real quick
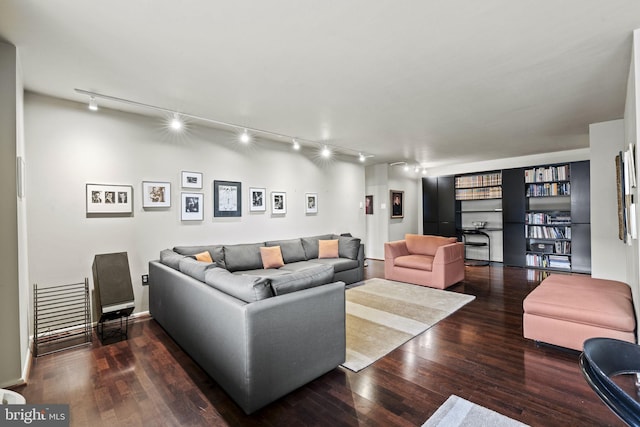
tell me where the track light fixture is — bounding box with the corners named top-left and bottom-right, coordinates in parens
top-left (74, 88), bottom-right (374, 162)
top-left (321, 146), bottom-right (331, 158)
top-left (240, 129), bottom-right (251, 144)
top-left (88, 96), bottom-right (98, 111)
top-left (170, 113), bottom-right (182, 131)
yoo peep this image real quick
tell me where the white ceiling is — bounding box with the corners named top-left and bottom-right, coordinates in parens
top-left (2, 1), bottom-right (640, 167)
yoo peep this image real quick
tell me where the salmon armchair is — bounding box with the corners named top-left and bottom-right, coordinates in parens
top-left (384, 234), bottom-right (465, 289)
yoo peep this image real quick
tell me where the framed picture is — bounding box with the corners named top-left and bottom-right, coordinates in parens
top-left (142, 181), bottom-right (171, 208)
top-left (249, 187), bottom-right (266, 212)
top-left (181, 192), bottom-right (203, 221)
top-left (86, 184), bottom-right (133, 214)
top-left (365, 195), bottom-right (374, 215)
top-left (214, 180), bottom-right (242, 217)
top-left (305, 193), bottom-right (318, 214)
top-left (271, 191), bottom-right (287, 215)
top-left (390, 190), bottom-right (404, 219)
top-left (181, 171), bottom-right (203, 189)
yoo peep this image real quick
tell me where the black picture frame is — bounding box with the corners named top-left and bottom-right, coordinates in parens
top-left (390, 190), bottom-right (404, 219)
top-left (214, 180), bottom-right (242, 217)
top-left (365, 195), bottom-right (374, 215)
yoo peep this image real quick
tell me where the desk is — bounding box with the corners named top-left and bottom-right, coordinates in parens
top-left (461, 229), bottom-right (491, 266)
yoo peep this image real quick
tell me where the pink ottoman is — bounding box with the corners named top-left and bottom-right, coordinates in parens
top-left (523, 274), bottom-right (636, 351)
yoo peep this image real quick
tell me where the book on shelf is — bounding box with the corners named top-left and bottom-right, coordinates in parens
top-left (525, 212), bottom-right (571, 224)
top-left (455, 172), bottom-right (502, 189)
top-left (524, 165), bottom-right (569, 183)
top-left (525, 182), bottom-right (570, 197)
top-left (525, 225), bottom-right (571, 239)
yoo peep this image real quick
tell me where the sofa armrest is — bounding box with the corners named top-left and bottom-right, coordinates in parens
top-left (384, 240), bottom-right (410, 260)
top-left (433, 242), bottom-right (464, 265)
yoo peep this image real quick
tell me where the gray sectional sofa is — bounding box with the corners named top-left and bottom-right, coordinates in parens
top-left (149, 234), bottom-right (363, 414)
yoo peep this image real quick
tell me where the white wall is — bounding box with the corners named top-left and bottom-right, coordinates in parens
top-left (364, 164), bottom-right (389, 259)
top-left (24, 93), bottom-right (365, 321)
top-left (388, 166), bottom-right (421, 242)
top-left (364, 164), bottom-right (422, 259)
top-left (625, 29), bottom-right (640, 339)
top-left (426, 149), bottom-right (590, 177)
top-left (0, 41), bottom-right (22, 388)
top-left (589, 120), bottom-right (627, 282)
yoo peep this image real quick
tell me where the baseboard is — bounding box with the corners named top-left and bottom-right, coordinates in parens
top-left (0, 344), bottom-right (31, 389)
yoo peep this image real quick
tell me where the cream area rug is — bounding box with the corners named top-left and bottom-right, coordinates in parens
top-left (423, 395), bottom-right (530, 427)
top-left (341, 278), bottom-right (475, 372)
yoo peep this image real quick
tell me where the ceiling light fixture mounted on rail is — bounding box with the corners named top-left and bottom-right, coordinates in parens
top-left (75, 88), bottom-right (374, 163)
top-left (389, 161), bottom-right (426, 175)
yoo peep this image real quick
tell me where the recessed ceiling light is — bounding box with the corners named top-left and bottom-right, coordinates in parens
top-left (292, 139), bottom-right (300, 150)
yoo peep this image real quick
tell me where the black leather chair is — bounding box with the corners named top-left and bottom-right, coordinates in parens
top-left (580, 337), bottom-right (640, 427)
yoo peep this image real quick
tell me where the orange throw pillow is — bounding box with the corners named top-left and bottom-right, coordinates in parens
top-left (318, 239), bottom-right (339, 259)
top-left (260, 246), bottom-right (285, 269)
top-left (194, 251), bottom-right (213, 263)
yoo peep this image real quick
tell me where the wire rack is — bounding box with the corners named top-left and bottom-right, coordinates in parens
top-left (33, 279), bottom-right (92, 357)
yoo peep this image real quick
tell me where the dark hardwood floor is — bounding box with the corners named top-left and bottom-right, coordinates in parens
top-left (12, 261), bottom-right (625, 426)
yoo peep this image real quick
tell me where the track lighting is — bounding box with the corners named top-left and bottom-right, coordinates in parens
top-left (321, 146), bottom-right (331, 158)
top-left (88, 96), bottom-right (98, 111)
top-left (75, 88), bottom-right (374, 163)
top-left (240, 129), bottom-right (251, 144)
top-left (170, 113), bottom-right (182, 131)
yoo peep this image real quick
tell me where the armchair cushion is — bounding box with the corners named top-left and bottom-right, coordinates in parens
top-left (405, 234), bottom-right (457, 256)
top-left (393, 254), bottom-right (434, 271)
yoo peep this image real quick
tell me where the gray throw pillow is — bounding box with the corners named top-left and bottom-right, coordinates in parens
top-left (160, 249), bottom-right (184, 270)
top-left (301, 234), bottom-right (335, 259)
top-left (173, 245), bottom-right (225, 269)
top-left (178, 257), bottom-right (216, 282)
top-left (223, 243), bottom-right (264, 272)
top-left (265, 238), bottom-right (306, 263)
top-left (204, 267), bottom-right (273, 302)
top-left (337, 236), bottom-right (361, 260)
top-left (270, 264), bottom-right (334, 296)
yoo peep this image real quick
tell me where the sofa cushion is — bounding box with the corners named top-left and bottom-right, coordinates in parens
top-left (260, 246), bottom-right (285, 269)
top-left (173, 245), bottom-right (225, 269)
top-left (337, 236), bottom-right (361, 260)
top-left (301, 234), bottom-right (335, 259)
top-left (319, 239), bottom-right (339, 258)
top-left (194, 251), bottom-right (213, 263)
top-left (394, 254), bottom-right (434, 272)
top-left (265, 238), bottom-right (306, 263)
top-left (160, 249), bottom-right (184, 270)
top-left (308, 258), bottom-right (358, 273)
top-left (223, 243), bottom-right (264, 272)
top-left (405, 234), bottom-right (457, 256)
top-left (179, 257), bottom-right (216, 282)
top-left (280, 261), bottom-right (329, 272)
top-left (234, 269), bottom-right (292, 278)
top-left (270, 265), bottom-right (334, 296)
top-left (204, 267), bottom-right (273, 302)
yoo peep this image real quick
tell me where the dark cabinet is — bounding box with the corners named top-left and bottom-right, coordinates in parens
top-left (422, 176), bottom-right (459, 237)
top-left (503, 222), bottom-right (526, 266)
top-left (570, 161), bottom-right (591, 272)
top-left (502, 168), bottom-right (526, 267)
top-left (571, 161), bottom-right (591, 224)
